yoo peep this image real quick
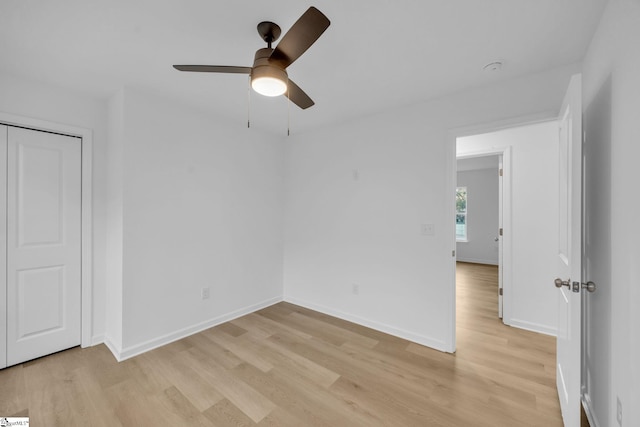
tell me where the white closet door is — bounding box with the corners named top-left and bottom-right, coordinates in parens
top-left (6, 126), bottom-right (82, 367)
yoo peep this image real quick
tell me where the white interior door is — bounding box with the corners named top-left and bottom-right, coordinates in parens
top-left (5, 126), bottom-right (82, 367)
top-left (555, 74), bottom-right (583, 427)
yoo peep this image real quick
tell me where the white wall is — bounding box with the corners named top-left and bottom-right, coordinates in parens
top-left (582, 0), bottom-right (640, 425)
top-left (106, 88), bottom-right (285, 359)
top-left (283, 64), bottom-right (577, 351)
top-left (456, 166), bottom-right (499, 265)
top-left (457, 122), bottom-right (559, 335)
top-left (0, 72), bottom-right (108, 344)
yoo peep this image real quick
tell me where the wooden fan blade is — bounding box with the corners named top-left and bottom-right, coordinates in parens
top-left (286, 79), bottom-right (315, 109)
top-left (173, 65), bottom-right (252, 74)
top-left (270, 7), bottom-right (330, 69)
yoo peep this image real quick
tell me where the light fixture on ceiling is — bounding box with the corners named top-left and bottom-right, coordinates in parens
top-left (250, 48), bottom-right (288, 97)
top-left (173, 8), bottom-right (330, 111)
top-left (251, 75), bottom-right (287, 96)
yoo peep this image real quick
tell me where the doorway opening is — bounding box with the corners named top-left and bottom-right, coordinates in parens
top-left (456, 153), bottom-right (504, 318)
top-left (447, 118), bottom-right (561, 353)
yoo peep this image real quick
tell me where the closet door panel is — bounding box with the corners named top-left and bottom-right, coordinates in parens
top-left (6, 126), bottom-right (81, 367)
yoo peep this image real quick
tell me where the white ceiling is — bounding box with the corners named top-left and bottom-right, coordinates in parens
top-left (0, 0), bottom-right (607, 135)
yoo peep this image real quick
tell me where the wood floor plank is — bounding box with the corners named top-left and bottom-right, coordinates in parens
top-left (288, 311), bottom-right (380, 349)
top-left (157, 386), bottom-right (218, 427)
top-left (257, 310), bottom-right (347, 347)
top-left (255, 334), bottom-right (340, 389)
top-left (0, 364), bottom-right (27, 416)
top-left (0, 261), bottom-right (562, 425)
top-left (178, 348), bottom-right (275, 423)
top-left (202, 327), bottom-right (275, 373)
top-left (141, 347), bottom-right (225, 412)
top-left (234, 312), bottom-right (313, 340)
top-left (202, 398), bottom-right (256, 426)
top-left (255, 407), bottom-right (305, 427)
top-left (231, 362), bottom-right (334, 427)
top-left (215, 322), bottom-right (249, 338)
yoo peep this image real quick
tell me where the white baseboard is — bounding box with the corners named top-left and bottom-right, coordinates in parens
top-left (284, 296), bottom-right (451, 353)
top-left (456, 257), bottom-right (498, 266)
top-left (508, 318), bottom-right (557, 336)
top-left (89, 334), bottom-right (105, 347)
top-left (103, 335), bottom-right (123, 360)
top-left (107, 296), bottom-right (283, 362)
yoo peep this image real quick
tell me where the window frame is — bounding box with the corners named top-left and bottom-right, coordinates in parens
top-left (456, 186), bottom-right (468, 242)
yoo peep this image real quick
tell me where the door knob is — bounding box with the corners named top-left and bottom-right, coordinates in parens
top-left (554, 278), bottom-right (570, 289)
top-left (494, 237), bottom-right (499, 242)
top-left (582, 281), bottom-right (596, 292)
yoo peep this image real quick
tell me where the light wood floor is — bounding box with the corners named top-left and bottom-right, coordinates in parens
top-left (0, 262), bottom-right (562, 426)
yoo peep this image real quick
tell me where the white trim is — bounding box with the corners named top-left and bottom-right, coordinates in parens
top-left (444, 125), bottom-right (457, 353)
top-left (509, 318), bottom-right (557, 336)
top-left (450, 111), bottom-right (558, 139)
top-left (581, 395), bottom-right (600, 427)
top-left (285, 296), bottom-right (450, 353)
top-left (0, 125), bottom-right (7, 368)
top-left (456, 257), bottom-right (498, 266)
top-left (110, 297), bottom-right (282, 362)
top-left (80, 132), bottom-right (93, 348)
top-left (0, 111), bottom-right (94, 349)
top-left (103, 335), bottom-right (123, 360)
top-left (456, 146), bottom-right (513, 324)
top-left (91, 334), bottom-right (105, 346)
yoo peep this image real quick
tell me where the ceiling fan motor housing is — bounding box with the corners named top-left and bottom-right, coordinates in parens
top-left (251, 48), bottom-right (287, 82)
top-left (250, 48), bottom-right (288, 96)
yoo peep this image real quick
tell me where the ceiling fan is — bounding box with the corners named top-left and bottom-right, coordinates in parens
top-left (173, 7), bottom-right (330, 110)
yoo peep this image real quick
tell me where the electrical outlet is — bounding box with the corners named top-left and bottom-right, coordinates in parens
top-left (201, 287), bottom-right (210, 300)
top-left (617, 396), bottom-right (622, 426)
top-left (352, 284), bottom-right (359, 295)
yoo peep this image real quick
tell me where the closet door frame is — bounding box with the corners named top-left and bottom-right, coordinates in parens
top-left (0, 112), bottom-right (93, 358)
top-left (1, 125), bottom-right (6, 368)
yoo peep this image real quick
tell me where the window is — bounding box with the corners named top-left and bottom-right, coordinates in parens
top-left (456, 186), bottom-right (467, 241)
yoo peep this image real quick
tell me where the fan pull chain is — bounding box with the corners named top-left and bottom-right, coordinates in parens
top-left (287, 84), bottom-right (291, 136)
top-left (247, 75), bottom-right (251, 129)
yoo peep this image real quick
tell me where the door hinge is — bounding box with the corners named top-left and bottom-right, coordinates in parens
top-left (499, 168), bottom-right (503, 177)
top-left (499, 228), bottom-right (503, 236)
top-left (499, 288), bottom-right (503, 296)
top-left (452, 250), bottom-right (456, 257)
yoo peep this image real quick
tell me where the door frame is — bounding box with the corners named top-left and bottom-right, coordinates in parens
top-left (456, 150), bottom-right (508, 319)
top-left (445, 111), bottom-right (557, 352)
top-left (0, 111), bottom-right (93, 349)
